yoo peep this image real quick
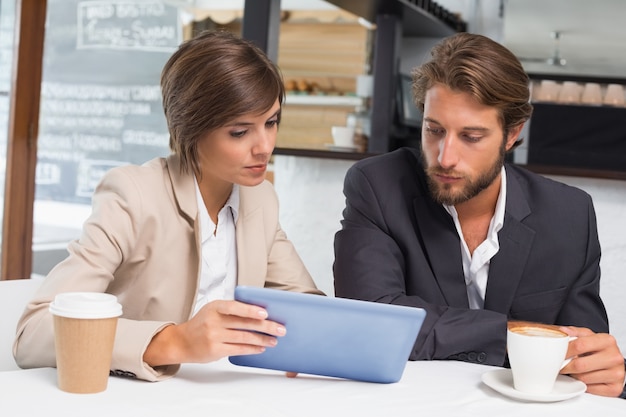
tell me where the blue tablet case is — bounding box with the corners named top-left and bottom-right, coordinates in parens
top-left (229, 286), bottom-right (427, 383)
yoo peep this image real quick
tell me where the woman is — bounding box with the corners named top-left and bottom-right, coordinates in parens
top-left (14, 30), bottom-right (323, 381)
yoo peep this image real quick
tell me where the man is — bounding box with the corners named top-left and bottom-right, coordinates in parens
top-left (333, 33), bottom-right (625, 398)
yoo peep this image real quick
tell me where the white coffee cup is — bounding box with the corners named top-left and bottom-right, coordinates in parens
top-left (535, 80), bottom-right (561, 102)
top-left (581, 83), bottom-right (602, 105)
top-left (507, 325), bottom-right (573, 395)
top-left (331, 126), bottom-right (356, 148)
top-left (603, 84), bottom-right (625, 106)
top-left (557, 81), bottom-right (581, 104)
top-left (356, 75), bottom-right (373, 98)
top-left (50, 292), bottom-right (122, 393)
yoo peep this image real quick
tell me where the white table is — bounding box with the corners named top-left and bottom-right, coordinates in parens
top-left (0, 359), bottom-right (623, 416)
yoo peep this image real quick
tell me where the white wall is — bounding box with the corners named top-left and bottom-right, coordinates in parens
top-left (273, 156), bottom-right (351, 297)
top-left (274, 156), bottom-right (626, 355)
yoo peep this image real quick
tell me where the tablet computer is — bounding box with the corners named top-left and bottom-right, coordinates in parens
top-left (228, 286), bottom-right (427, 383)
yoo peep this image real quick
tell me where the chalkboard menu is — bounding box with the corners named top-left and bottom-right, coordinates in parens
top-left (37, 0), bottom-right (182, 202)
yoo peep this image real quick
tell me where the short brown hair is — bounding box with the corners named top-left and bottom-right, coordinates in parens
top-left (412, 32), bottom-right (532, 138)
top-left (161, 30), bottom-right (285, 176)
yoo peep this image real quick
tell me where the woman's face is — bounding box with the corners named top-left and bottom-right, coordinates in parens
top-left (197, 99), bottom-right (280, 188)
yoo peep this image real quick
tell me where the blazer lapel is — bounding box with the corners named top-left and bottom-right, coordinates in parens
top-left (165, 154), bottom-right (197, 226)
top-left (164, 154), bottom-right (201, 318)
top-left (236, 187), bottom-right (267, 288)
top-left (484, 169), bottom-right (535, 314)
top-left (414, 196), bottom-right (469, 308)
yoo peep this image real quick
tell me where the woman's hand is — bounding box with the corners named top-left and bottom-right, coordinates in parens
top-left (143, 300), bottom-right (286, 366)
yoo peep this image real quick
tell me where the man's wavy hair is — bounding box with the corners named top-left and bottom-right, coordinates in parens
top-left (412, 32), bottom-right (533, 147)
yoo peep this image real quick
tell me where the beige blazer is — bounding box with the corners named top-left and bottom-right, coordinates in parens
top-left (14, 154), bottom-right (322, 381)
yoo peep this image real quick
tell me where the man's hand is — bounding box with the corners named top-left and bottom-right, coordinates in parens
top-left (559, 326), bottom-right (625, 397)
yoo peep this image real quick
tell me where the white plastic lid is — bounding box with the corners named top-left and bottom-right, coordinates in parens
top-left (49, 292), bottom-right (123, 319)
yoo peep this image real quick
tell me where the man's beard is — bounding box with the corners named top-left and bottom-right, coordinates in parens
top-left (421, 140), bottom-right (506, 206)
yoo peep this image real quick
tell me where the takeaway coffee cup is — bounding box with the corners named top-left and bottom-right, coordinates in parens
top-left (507, 325), bottom-right (573, 395)
top-left (49, 292), bottom-right (122, 393)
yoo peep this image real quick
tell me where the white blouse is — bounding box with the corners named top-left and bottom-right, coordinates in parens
top-left (192, 179), bottom-right (239, 315)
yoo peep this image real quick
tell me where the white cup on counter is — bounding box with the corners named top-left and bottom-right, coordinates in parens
top-left (331, 126), bottom-right (356, 148)
top-left (535, 80), bottom-right (561, 102)
top-left (580, 83), bottom-right (603, 105)
top-left (603, 84), bottom-right (625, 106)
top-left (557, 81), bottom-right (581, 104)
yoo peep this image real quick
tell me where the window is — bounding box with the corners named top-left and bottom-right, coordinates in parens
top-left (33, 0), bottom-right (183, 275)
top-left (0, 1), bottom-right (16, 246)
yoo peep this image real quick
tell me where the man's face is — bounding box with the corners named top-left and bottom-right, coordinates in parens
top-left (420, 84), bottom-right (517, 206)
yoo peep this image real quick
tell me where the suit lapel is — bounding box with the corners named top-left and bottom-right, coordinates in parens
top-left (484, 168), bottom-right (535, 314)
top-left (414, 195), bottom-right (469, 308)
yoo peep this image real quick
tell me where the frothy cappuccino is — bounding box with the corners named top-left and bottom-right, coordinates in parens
top-left (509, 326), bottom-right (566, 338)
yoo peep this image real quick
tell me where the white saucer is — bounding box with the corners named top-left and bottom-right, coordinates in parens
top-left (324, 144), bottom-right (358, 152)
top-left (482, 369), bottom-right (586, 402)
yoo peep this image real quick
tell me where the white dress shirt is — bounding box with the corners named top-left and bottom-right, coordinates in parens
top-left (444, 166), bottom-right (507, 309)
top-left (193, 180), bottom-right (239, 315)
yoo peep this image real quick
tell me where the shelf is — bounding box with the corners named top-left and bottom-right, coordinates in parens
top-left (527, 72), bottom-right (626, 86)
top-left (273, 149), bottom-right (626, 181)
top-left (324, 0), bottom-right (457, 37)
top-left (284, 94), bottom-right (363, 107)
top-left (274, 147), bottom-right (379, 161)
top-left (522, 164), bottom-right (626, 181)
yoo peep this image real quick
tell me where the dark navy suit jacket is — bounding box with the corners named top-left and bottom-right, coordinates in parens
top-left (334, 147), bottom-right (609, 368)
